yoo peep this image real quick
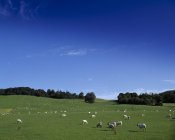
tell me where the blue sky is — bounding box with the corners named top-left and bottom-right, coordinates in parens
top-left (0, 0), bottom-right (175, 99)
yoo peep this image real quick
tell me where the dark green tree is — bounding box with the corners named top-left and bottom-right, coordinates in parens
top-left (85, 92), bottom-right (96, 103)
top-left (78, 92), bottom-right (84, 99)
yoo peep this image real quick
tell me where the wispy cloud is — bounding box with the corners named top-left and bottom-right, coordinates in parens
top-left (131, 88), bottom-right (160, 94)
top-left (132, 88), bottom-right (174, 94)
top-left (0, 0), bottom-right (40, 20)
top-left (162, 80), bottom-right (175, 84)
top-left (61, 49), bottom-right (87, 56)
top-left (24, 46), bottom-right (96, 59)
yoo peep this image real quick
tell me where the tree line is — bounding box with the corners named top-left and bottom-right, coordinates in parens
top-left (0, 87), bottom-right (96, 103)
top-left (117, 90), bottom-right (175, 106)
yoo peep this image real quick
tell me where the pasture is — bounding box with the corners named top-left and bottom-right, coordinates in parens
top-left (0, 95), bottom-right (175, 140)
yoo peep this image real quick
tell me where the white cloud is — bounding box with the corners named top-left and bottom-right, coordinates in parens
top-left (24, 46), bottom-right (96, 59)
top-left (61, 49), bottom-right (87, 56)
top-left (131, 88), bottom-right (160, 94)
top-left (162, 80), bottom-right (175, 84)
top-left (132, 88), bottom-right (175, 94)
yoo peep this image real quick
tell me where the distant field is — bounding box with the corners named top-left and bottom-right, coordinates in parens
top-left (0, 95), bottom-right (175, 140)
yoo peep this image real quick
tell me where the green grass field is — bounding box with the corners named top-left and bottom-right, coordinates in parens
top-left (0, 95), bottom-right (175, 140)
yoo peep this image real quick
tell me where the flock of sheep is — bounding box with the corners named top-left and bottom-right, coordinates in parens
top-left (1, 108), bottom-right (173, 135)
top-left (81, 113), bottom-right (146, 134)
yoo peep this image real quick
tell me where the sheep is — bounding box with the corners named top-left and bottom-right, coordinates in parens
top-left (108, 122), bottom-right (117, 134)
top-left (94, 112), bottom-right (98, 114)
top-left (123, 115), bottom-right (130, 120)
top-left (137, 123), bottom-right (146, 131)
top-left (116, 121), bottom-right (122, 126)
top-left (96, 121), bottom-right (103, 128)
top-left (82, 120), bottom-right (88, 125)
top-left (141, 114), bottom-right (145, 117)
top-left (62, 113), bottom-right (67, 117)
top-left (17, 119), bottom-right (22, 124)
top-left (91, 114), bottom-right (96, 118)
top-left (108, 123), bottom-right (115, 129)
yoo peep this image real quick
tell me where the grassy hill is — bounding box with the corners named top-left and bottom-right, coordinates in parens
top-left (0, 95), bottom-right (175, 140)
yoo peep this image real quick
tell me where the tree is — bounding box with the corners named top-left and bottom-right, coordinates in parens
top-left (78, 92), bottom-right (84, 99)
top-left (85, 92), bottom-right (96, 103)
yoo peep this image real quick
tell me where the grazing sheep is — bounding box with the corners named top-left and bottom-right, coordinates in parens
top-left (94, 112), bottom-right (98, 114)
top-left (108, 123), bottom-right (115, 129)
top-left (141, 114), bottom-right (145, 117)
top-left (96, 121), bottom-right (103, 128)
top-left (62, 113), bottom-right (67, 117)
top-left (91, 114), bottom-right (96, 118)
top-left (17, 119), bottom-right (22, 124)
top-left (88, 112), bottom-right (91, 114)
top-left (116, 121), bottom-right (122, 126)
top-left (108, 121), bottom-right (117, 127)
top-left (82, 120), bottom-right (88, 125)
top-left (108, 122), bottom-right (117, 134)
top-left (137, 123), bottom-right (146, 131)
top-left (123, 115), bottom-right (130, 120)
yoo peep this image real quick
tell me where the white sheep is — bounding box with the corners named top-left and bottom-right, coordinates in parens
top-left (137, 123), bottom-right (146, 131)
top-left (91, 114), bottom-right (96, 118)
top-left (141, 114), bottom-right (145, 117)
top-left (82, 120), bottom-right (88, 125)
top-left (17, 119), bottom-right (22, 124)
top-left (123, 115), bottom-right (130, 120)
top-left (108, 123), bottom-right (115, 129)
top-left (116, 121), bottom-right (122, 126)
top-left (62, 113), bottom-right (67, 117)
